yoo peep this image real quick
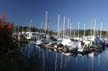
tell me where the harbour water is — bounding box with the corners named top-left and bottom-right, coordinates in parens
top-left (20, 43), bottom-right (108, 71)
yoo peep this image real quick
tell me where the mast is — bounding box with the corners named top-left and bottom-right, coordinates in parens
top-left (45, 11), bottom-right (48, 35)
top-left (67, 18), bottom-right (70, 38)
top-left (70, 23), bottom-right (71, 38)
top-left (100, 22), bottom-right (103, 37)
top-left (93, 18), bottom-right (96, 36)
top-left (63, 16), bottom-right (65, 38)
top-left (73, 24), bottom-right (76, 38)
top-left (84, 24), bottom-right (85, 37)
top-left (29, 19), bottom-right (32, 32)
top-left (90, 20), bottom-right (93, 36)
top-left (73, 31), bottom-right (75, 38)
top-left (57, 14), bottom-right (60, 37)
top-left (41, 21), bottom-right (43, 33)
top-left (47, 22), bottom-right (50, 36)
top-left (78, 22), bottom-right (80, 39)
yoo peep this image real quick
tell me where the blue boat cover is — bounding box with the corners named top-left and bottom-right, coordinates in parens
top-left (95, 37), bottom-right (103, 48)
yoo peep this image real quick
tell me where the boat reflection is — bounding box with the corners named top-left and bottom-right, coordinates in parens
top-left (20, 43), bottom-right (105, 71)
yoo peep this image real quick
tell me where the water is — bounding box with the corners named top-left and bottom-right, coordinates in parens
top-left (20, 44), bottom-right (108, 71)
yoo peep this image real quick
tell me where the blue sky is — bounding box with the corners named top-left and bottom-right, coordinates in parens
top-left (0, 0), bottom-right (108, 31)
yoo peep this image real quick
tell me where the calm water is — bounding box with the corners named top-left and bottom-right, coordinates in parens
top-left (20, 44), bottom-right (108, 71)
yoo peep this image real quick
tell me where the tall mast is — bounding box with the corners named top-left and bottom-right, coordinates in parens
top-left (47, 22), bottom-right (50, 36)
top-left (57, 14), bottom-right (60, 37)
top-left (45, 11), bottom-right (48, 34)
top-left (90, 19), bottom-right (93, 36)
top-left (73, 31), bottom-right (76, 38)
top-left (41, 21), bottom-right (43, 33)
top-left (67, 18), bottom-right (70, 37)
top-left (84, 24), bottom-right (85, 37)
top-left (29, 19), bottom-right (32, 32)
top-left (78, 22), bottom-right (80, 39)
top-left (63, 16), bottom-right (65, 38)
top-left (100, 22), bottom-right (103, 37)
top-left (93, 18), bottom-right (96, 36)
top-left (70, 23), bottom-right (71, 38)
top-left (73, 24), bottom-right (76, 38)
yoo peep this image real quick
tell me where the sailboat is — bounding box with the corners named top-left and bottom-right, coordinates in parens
top-left (36, 11), bottom-right (49, 46)
top-left (85, 18), bottom-right (105, 53)
top-left (60, 17), bottom-right (77, 53)
top-left (77, 22), bottom-right (84, 53)
top-left (25, 19), bottom-right (32, 40)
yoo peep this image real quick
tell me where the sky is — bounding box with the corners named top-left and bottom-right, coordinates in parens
top-left (1, 0), bottom-right (108, 32)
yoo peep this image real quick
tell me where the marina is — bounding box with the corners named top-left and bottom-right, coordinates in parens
top-left (1, 11), bottom-right (108, 71)
top-left (1, 0), bottom-right (108, 71)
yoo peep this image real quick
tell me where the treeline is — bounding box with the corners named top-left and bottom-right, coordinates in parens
top-left (75, 29), bottom-right (107, 37)
top-left (13, 26), bottom-right (108, 37)
top-left (14, 26), bottom-right (57, 35)
top-left (59, 29), bottom-right (108, 38)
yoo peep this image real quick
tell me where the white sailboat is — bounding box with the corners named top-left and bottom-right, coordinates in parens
top-left (26, 19), bottom-right (32, 40)
top-left (61, 17), bottom-right (74, 48)
top-left (36, 11), bottom-right (48, 45)
top-left (77, 22), bottom-right (83, 52)
top-left (84, 18), bottom-right (96, 48)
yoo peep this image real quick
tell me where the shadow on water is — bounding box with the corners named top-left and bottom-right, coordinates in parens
top-left (20, 44), bottom-right (107, 71)
top-left (20, 44), bottom-right (42, 71)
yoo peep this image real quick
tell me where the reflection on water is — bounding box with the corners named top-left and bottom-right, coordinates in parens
top-left (20, 44), bottom-right (108, 71)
